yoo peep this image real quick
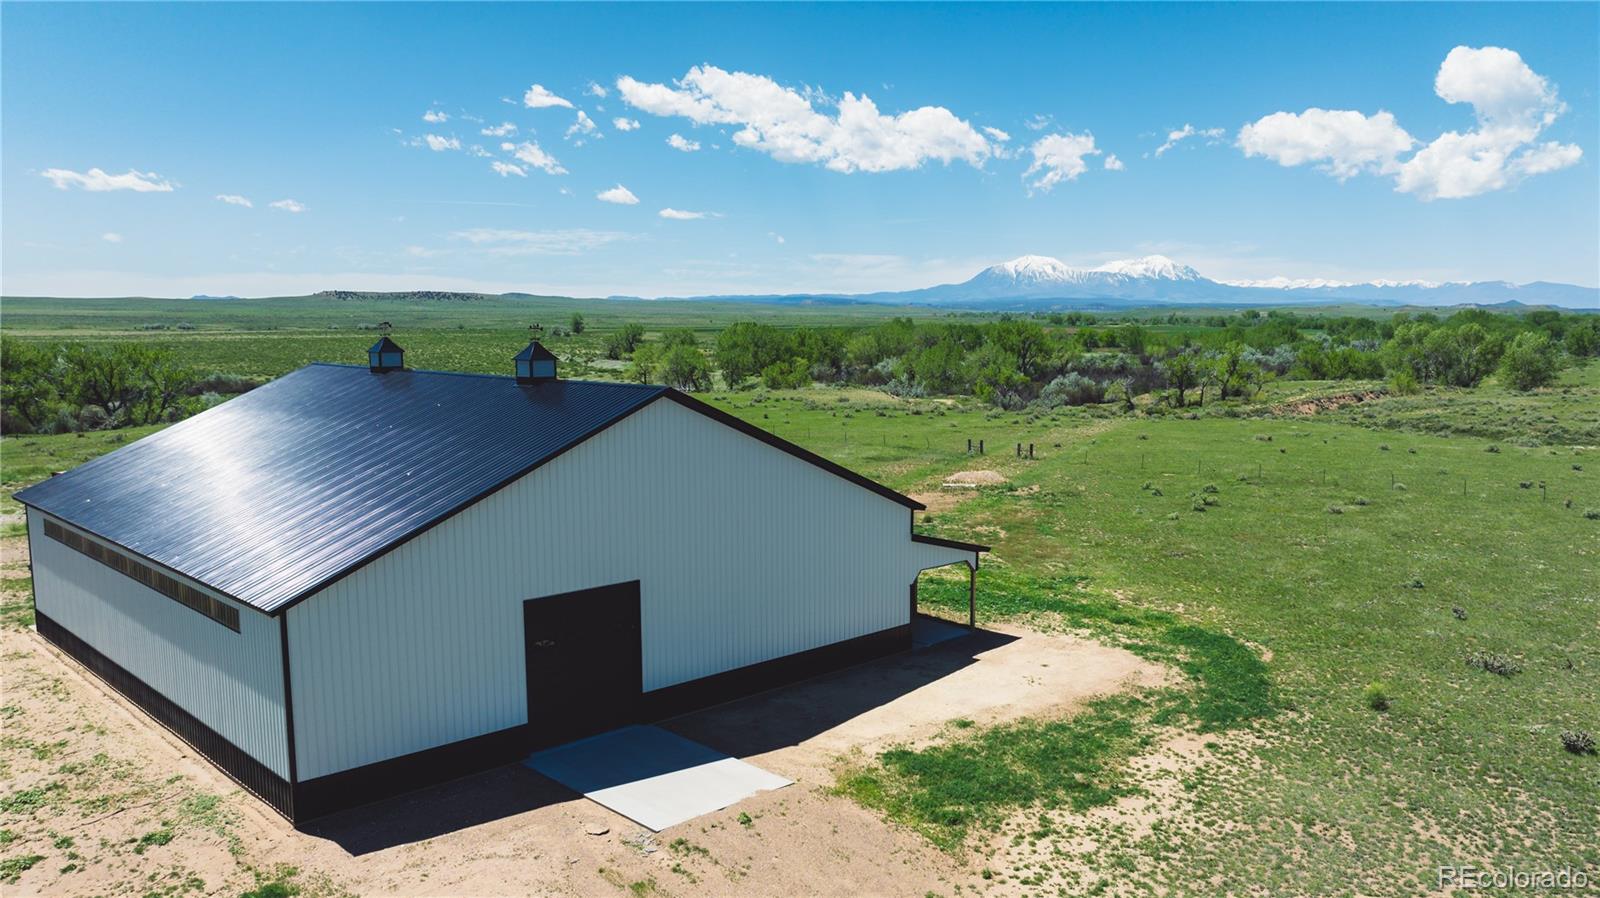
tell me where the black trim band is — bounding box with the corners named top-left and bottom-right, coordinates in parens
top-left (292, 724), bottom-right (532, 822)
top-left (911, 532), bottom-right (991, 554)
top-left (35, 612), bottom-right (294, 820)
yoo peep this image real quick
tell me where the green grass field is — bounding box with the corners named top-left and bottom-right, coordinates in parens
top-left (718, 369), bottom-right (1600, 893)
top-left (1, 297), bottom-right (1596, 896)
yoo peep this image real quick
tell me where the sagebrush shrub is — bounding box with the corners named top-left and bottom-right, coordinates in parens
top-left (1560, 731), bottom-right (1595, 755)
top-left (1466, 651), bottom-right (1521, 677)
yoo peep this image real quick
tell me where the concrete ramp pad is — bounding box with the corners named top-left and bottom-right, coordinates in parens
top-left (526, 725), bottom-right (792, 831)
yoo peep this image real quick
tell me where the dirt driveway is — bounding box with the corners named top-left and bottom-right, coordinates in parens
top-left (2, 563), bottom-right (1162, 897)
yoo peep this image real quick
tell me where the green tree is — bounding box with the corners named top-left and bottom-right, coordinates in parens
top-left (569, 313), bottom-right (585, 335)
top-left (0, 338), bottom-right (60, 433)
top-left (1565, 319), bottom-right (1599, 358)
top-left (658, 343), bottom-right (713, 391)
top-left (625, 343), bottom-right (660, 383)
top-left (760, 358), bottom-right (810, 389)
top-left (987, 319), bottom-right (1049, 379)
top-left (714, 322), bottom-right (791, 386)
top-left (604, 323), bottom-right (646, 359)
top-left (660, 328), bottom-right (701, 351)
top-left (1498, 331), bottom-right (1560, 391)
top-left (1161, 351), bottom-right (1202, 407)
top-left (60, 343), bottom-right (198, 426)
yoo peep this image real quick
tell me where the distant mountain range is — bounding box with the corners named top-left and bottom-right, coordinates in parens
top-left (639, 254), bottom-right (1598, 310)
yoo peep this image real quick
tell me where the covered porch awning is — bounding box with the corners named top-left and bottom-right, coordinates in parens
top-left (909, 532), bottom-right (990, 627)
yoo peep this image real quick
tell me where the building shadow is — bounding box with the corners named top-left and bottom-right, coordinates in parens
top-left (663, 623), bottom-right (1016, 759)
top-left (297, 763), bottom-right (578, 855)
top-left (298, 622), bottom-right (1013, 855)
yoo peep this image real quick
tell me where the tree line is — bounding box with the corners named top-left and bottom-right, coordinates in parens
top-left (0, 339), bottom-right (254, 435)
top-left (613, 308), bottom-right (1597, 407)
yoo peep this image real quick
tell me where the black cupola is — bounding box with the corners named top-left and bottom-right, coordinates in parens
top-left (368, 336), bottom-right (405, 373)
top-left (514, 340), bottom-right (558, 383)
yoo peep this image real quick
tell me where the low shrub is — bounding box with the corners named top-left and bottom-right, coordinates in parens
top-left (1561, 730), bottom-right (1596, 755)
top-left (1363, 682), bottom-right (1391, 712)
top-left (1326, 505), bottom-right (1344, 515)
top-left (1466, 651), bottom-right (1522, 677)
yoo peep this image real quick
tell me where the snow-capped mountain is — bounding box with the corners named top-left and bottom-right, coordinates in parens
top-left (858, 255), bottom-right (1596, 308)
top-left (660, 254), bottom-right (1595, 309)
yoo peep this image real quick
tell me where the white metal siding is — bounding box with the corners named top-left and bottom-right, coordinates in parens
top-left (288, 399), bottom-right (953, 780)
top-left (27, 508), bottom-right (290, 778)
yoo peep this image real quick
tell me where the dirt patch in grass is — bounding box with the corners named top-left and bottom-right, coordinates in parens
top-left (1275, 390), bottom-right (1386, 416)
top-left (944, 470), bottom-right (1010, 487)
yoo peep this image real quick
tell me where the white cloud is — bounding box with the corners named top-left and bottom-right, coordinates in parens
top-left (613, 117), bottom-right (640, 132)
top-left (597, 184), bottom-right (640, 205)
top-left (490, 161), bottom-right (527, 177)
top-left (423, 109), bottom-right (449, 123)
top-left (983, 126), bottom-right (1011, 142)
top-left (523, 84), bottom-right (573, 109)
top-left (481, 121), bottom-right (518, 137)
top-left (1432, 45), bottom-right (1563, 130)
top-left (666, 133), bottom-right (701, 152)
top-left (566, 110), bottom-right (599, 142)
top-left (1153, 124), bottom-right (1226, 157)
top-left (1023, 132), bottom-right (1102, 192)
top-left (586, 82), bottom-right (608, 98)
top-left (616, 65), bottom-right (992, 173)
top-left (421, 134), bottom-right (462, 152)
top-left (101, 232), bottom-right (123, 243)
top-left (659, 208), bottom-right (713, 220)
top-left (503, 140), bottom-right (567, 175)
top-left (770, 232), bottom-right (785, 244)
top-left (1103, 154), bottom-right (1125, 171)
top-left (1396, 46), bottom-right (1580, 200)
top-left (469, 145), bottom-right (492, 158)
top-left (451, 227), bottom-right (628, 255)
top-left (1023, 114), bottom-right (1053, 132)
top-left (269, 199), bottom-right (306, 213)
top-left (1241, 46), bottom-right (1580, 200)
top-left (215, 194), bottom-right (253, 207)
top-left (1237, 110), bottom-right (1412, 178)
top-left (42, 167), bottom-right (174, 192)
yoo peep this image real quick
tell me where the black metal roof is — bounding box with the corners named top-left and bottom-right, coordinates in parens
top-left (17, 363), bottom-right (923, 615)
top-left (367, 335), bottom-right (404, 354)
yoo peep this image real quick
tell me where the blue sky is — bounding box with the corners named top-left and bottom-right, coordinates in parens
top-left (3, 2), bottom-right (1596, 299)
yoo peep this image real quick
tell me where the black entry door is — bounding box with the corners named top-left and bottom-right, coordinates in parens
top-left (524, 580), bottom-right (643, 748)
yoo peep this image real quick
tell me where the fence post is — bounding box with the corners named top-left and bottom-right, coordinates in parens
top-left (979, 439), bottom-right (984, 455)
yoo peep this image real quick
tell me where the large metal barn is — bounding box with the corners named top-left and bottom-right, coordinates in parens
top-left (17, 340), bottom-right (985, 823)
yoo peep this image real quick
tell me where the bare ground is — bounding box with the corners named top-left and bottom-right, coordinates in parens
top-left (0, 533), bottom-right (1167, 898)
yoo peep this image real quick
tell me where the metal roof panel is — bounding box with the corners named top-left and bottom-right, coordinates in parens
top-left (16, 364), bottom-right (666, 613)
